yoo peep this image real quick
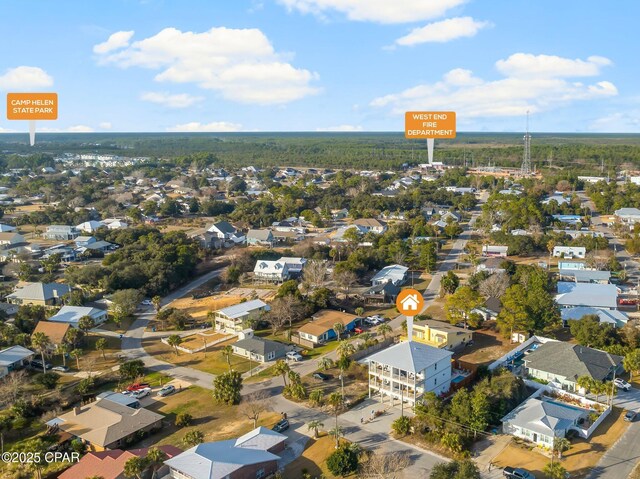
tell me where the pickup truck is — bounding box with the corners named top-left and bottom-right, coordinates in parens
top-left (503, 467), bottom-right (536, 479)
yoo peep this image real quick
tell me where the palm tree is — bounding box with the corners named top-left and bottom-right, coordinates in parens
top-left (377, 323), bottom-right (392, 339)
top-left (145, 447), bottom-right (167, 479)
top-left (355, 307), bottom-right (365, 317)
top-left (222, 345), bottom-right (233, 371)
top-left (70, 349), bottom-right (83, 370)
top-left (328, 426), bottom-right (344, 445)
top-left (307, 420), bottom-right (324, 439)
top-left (274, 359), bottom-right (291, 386)
top-left (337, 340), bottom-right (354, 360)
top-left (318, 357), bottom-right (334, 371)
top-left (77, 315), bottom-right (95, 335)
top-left (333, 322), bottom-right (345, 340)
top-left (327, 392), bottom-right (344, 448)
top-left (553, 437), bottom-right (571, 460)
top-left (167, 335), bottom-right (182, 356)
top-left (57, 342), bottom-right (70, 367)
top-left (182, 430), bottom-right (205, 448)
top-left (577, 375), bottom-right (594, 396)
top-left (95, 338), bottom-right (108, 361)
top-left (31, 332), bottom-right (51, 373)
top-left (66, 327), bottom-right (83, 348)
top-left (123, 456), bottom-right (146, 479)
top-left (152, 295), bottom-right (162, 314)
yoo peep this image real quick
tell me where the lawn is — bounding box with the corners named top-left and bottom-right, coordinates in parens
top-left (98, 316), bottom-right (134, 334)
top-left (492, 407), bottom-right (629, 478)
top-left (455, 322), bottom-right (513, 365)
top-left (142, 337), bottom-right (252, 375)
top-left (283, 435), bottom-right (348, 479)
top-left (142, 385), bottom-right (282, 448)
top-left (302, 362), bottom-right (369, 408)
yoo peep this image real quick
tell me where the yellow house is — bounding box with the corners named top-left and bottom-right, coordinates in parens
top-left (411, 319), bottom-right (472, 350)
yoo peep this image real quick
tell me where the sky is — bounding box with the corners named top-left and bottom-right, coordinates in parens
top-left (1, 0), bottom-right (639, 133)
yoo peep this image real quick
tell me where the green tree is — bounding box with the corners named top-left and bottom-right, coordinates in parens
top-left (109, 289), bottom-right (142, 326)
top-left (123, 456), bottom-right (147, 479)
top-left (327, 392), bottom-right (344, 448)
top-left (445, 286), bottom-right (484, 329)
top-left (553, 436), bottom-right (571, 460)
top-left (319, 357), bottom-right (334, 370)
top-left (624, 349), bottom-right (640, 382)
top-left (326, 445), bottom-right (359, 476)
top-left (377, 323), bottom-right (392, 339)
top-left (544, 461), bottom-right (568, 479)
top-left (570, 314), bottom-right (618, 349)
top-left (496, 284), bottom-right (534, 339)
top-left (392, 415), bottom-right (412, 436)
top-left (307, 419), bottom-right (324, 438)
top-left (274, 359), bottom-right (291, 386)
top-left (440, 271), bottom-right (460, 296)
top-left (70, 348), bottom-right (83, 370)
top-left (167, 334), bottom-right (183, 356)
top-left (182, 430), bottom-right (205, 448)
top-left (95, 337), bottom-right (108, 361)
top-left (469, 389), bottom-right (490, 438)
top-left (430, 459), bottom-right (481, 479)
top-left (212, 370), bottom-right (243, 405)
top-left (31, 332), bottom-right (51, 374)
top-left (333, 322), bottom-right (345, 341)
top-left (222, 345), bottom-right (233, 371)
top-left (309, 389), bottom-right (324, 407)
top-left (152, 295), bottom-right (162, 313)
top-left (56, 342), bottom-right (70, 367)
top-left (120, 359), bottom-right (145, 380)
top-left (175, 413), bottom-right (193, 427)
top-left (77, 315), bottom-right (95, 334)
top-left (145, 447), bottom-right (168, 479)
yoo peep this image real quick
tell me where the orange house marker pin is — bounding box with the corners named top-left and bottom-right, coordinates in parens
top-left (396, 288), bottom-right (424, 317)
top-left (6, 93), bottom-right (58, 146)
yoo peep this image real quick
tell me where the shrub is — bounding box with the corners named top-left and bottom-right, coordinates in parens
top-left (176, 412), bottom-right (193, 427)
top-left (392, 416), bottom-right (412, 436)
top-left (34, 372), bottom-right (60, 390)
top-left (326, 445), bottom-right (359, 476)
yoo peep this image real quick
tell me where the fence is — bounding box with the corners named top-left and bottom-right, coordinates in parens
top-left (351, 337), bottom-right (395, 361)
top-left (161, 332), bottom-right (234, 354)
top-left (291, 335), bottom-right (316, 349)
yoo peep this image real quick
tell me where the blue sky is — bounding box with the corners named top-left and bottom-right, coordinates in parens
top-left (1, 0), bottom-right (639, 133)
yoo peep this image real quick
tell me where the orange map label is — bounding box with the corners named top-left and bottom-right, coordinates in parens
top-left (7, 93), bottom-right (58, 120)
top-left (405, 111), bottom-right (456, 139)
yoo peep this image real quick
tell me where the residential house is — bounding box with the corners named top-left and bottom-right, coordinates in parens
top-left (43, 225), bottom-right (80, 240)
top-left (0, 224), bottom-right (16, 232)
top-left (6, 282), bottom-right (71, 306)
top-left (213, 300), bottom-right (270, 333)
top-left (74, 236), bottom-right (97, 248)
top-left (96, 391), bottom-right (141, 409)
top-left (207, 221), bottom-right (245, 245)
top-left (552, 214), bottom-right (582, 226)
top-left (553, 246), bottom-right (586, 259)
top-left (371, 264), bottom-right (408, 286)
top-left (32, 321), bottom-right (71, 348)
top-left (476, 257), bottom-right (506, 274)
top-left (80, 240), bottom-right (117, 254)
top-left (0, 345), bottom-right (34, 378)
top-left (558, 260), bottom-right (586, 271)
top-left (76, 220), bottom-right (105, 233)
top-left (47, 398), bottom-right (164, 451)
top-left (482, 245), bottom-right (508, 257)
top-left (272, 230), bottom-right (304, 244)
top-left (58, 446), bottom-right (181, 479)
top-left (555, 282), bottom-right (618, 310)
top-left (232, 337), bottom-right (289, 363)
top-left (524, 341), bottom-right (623, 393)
top-left (47, 305), bottom-right (108, 328)
top-left (363, 281), bottom-right (400, 304)
top-left (246, 229), bottom-right (275, 247)
top-left (0, 302), bottom-right (18, 316)
top-left (191, 231), bottom-right (219, 249)
top-left (353, 218), bottom-right (387, 234)
top-left (165, 427), bottom-right (286, 479)
top-left (368, 341), bottom-right (453, 405)
top-left (559, 269), bottom-right (611, 284)
top-left (502, 395), bottom-right (589, 447)
top-left (411, 320), bottom-right (473, 350)
top-left (0, 232), bottom-right (26, 248)
top-left (102, 218), bottom-right (129, 230)
top-left (542, 194), bottom-right (570, 206)
top-left (561, 307), bottom-right (628, 329)
top-left (253, 260), bottom-right (289, 283)
top-left (297, 310), bottom-right (361, 344)
top-left (279, 257), bottom-right (307, 277)
top-left (614, 207), bottom-right (640, 225)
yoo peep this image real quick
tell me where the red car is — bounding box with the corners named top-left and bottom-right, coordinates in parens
top-left (619, 298), bottom-right (638, 305)
top-left (126, 382), bottom-right (151, 392)
top-left (354, 327), bottom-right (365, 334)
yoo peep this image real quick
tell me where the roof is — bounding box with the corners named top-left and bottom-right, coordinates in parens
top-left (414, 319), bottom-right (469, 336)
top-left (0, 224), bottom-right (16, 232)
top-left (502, 396), bottom-right (585, 437)
top-left (279, 257), bottom-right (307, 266)
top-left (247, 229), bottom-right (274, 241)
top-left (298, 309), bottom-right (359, 337)
top-left (254, 260), bottom-right (287, 275)
top-left (48, 306), bottom-right (107, 325)
top-left (208, 221), bottom-right (237, 234)
top-left (233, 337), bottom-right (288, 356)
top-left (96, 391), bottom-right (140, 408)
top-left (76, 220), bottom-right (104, 231)
top-left (6, 282), bottom-right (71, 301)
top-left (561, 269), bottom-right (611, 283)
top-left (485, 297), bottom-right (503, 313)
top-left (366, 341), bottom-right (453, 373)
top-left (555, 282), bottom-right (618, 309)
top-left (366, 281), bottom-right (401, 295)
top-left (58, 445), bottom-right (182, 479)
top-left (354, 218), bottom-right (386, 228)
top-left (615, 207), bottom-right (640, 217)
top-left (0, 232), bottom-right (21, 241)
top-left (0, 345), bottom-right (34, 366)
top-left (524, 341), bottom-right (623, 382)
top-left (561, 307), bottom-right (628, 328)
top-left (33, 321), bottom-right (70, 344)
top-left (51, 398), bottom-right (164, 447)
top-left (371, 264), bottom-right (408, 284)
top-left (217, 299), bottom-right (269, 319)
top-left (164, 427), bottom-right (286, 479)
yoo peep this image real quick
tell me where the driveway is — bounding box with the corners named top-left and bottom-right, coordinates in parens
top-left (612, 386), bottom-right (640, 412)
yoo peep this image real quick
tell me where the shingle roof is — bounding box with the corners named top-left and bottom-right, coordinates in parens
top-left (555, 282), bottom-right (618, 309)
top-left (233, 337), bottom-right (287, 356)
top-left (298, 310), bottom-right (359, 337)
top-left (32, 321), bottom-right (70, 345)
top-left (502, 396), bottom-right (585, 437)
top-left (247, 229), bottom-right (273, 241)
top-left (217, 299), bottom-right (269, 319)
top-left (524, 341), bottom-right (622, 382)
top-left (208, 221), bottom-right (237, 234)
top-left (366, 341), bottom-right (453, 373)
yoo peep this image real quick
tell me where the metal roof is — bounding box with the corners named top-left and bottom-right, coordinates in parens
top-left (366, 341), bottom-right (452, 373)
top-left (502, 396), bottom-right (586, 437)
top-left (556, 282), bottom-right (618, 309)
top-left (217, 299), bottom-right (269, 319)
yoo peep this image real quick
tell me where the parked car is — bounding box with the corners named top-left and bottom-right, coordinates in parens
top-left (126, 382), bottom-right (151, 392)
top-left (141, 299), bottom-right (153, 306)
top-left (286, 351), bottom-right (303, 362)
top-left (503, 467), bottom-right (536, 479)
top-left (157, 385), bottom-right (176, 397)
top-left (313, 372), bottom-right (330, 381)
top-left (614, 378), bottom-right (632, 391)
top-left (365, 315), bottom-right (385, 325)
top-left (354, 327), bottom-right (365, 334)
top-left (30, 360), bottom-right (52, 370)
top-left (272, 419), bottom-right (289, 432)
top-left (625, 410), bottom-right (637, 422)
top-left (132, 387), bottom-right (151, 399)
top-left (51, 365), bottom-right (69, 372)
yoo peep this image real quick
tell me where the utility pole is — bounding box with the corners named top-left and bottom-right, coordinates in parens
top-left (521, 111), bottom-right (531, 176)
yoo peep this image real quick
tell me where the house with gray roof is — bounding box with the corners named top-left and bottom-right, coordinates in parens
top-left (246, 229), bottom-right (275, 247)
top-left (371, 264), bottom-right (408, 286)
top-left (164, 426), bottom-right (286, 479)
top-left (232, 337), bottom-right (289, 363)
top-left (206, 221), bottom-right (245, 246)
top-left (615, 207), bottom-right (640, 225)
top-left (555, 282), bottom-right (618, 310)
top-left (213, 299), bottom-right (270, 333)
top-left (561, 307), bottom-right (628, 329)
top-left (524, 341), bottom-right (623, 393)
top-left (43, 225), bottom-right (80, 240)
top-left (253, 259), bottom-right (289, 282)
top-left (502, 395), bottom-right (589, 447)
top-left (367, 341), bottom-right (452, 405)
top-left (6, 282), bottom-right (71, 306)
top-left (0, 345), bottom-right (34, 378)
top-left (47, 305), bottom-right (108, 328)
top-left (559, 269), bottom-right (611, 284)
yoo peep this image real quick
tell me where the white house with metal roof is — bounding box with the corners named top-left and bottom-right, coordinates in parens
top-left (552, 246), bottom-right (586, 259)
top-left (561, 307), bottom-right (628, 328)
top-left (367, 341), bottom-right (452, 406)
top-left (614, 207), bottom-right (640, 225)
top-left (0, 345), bottom-right (34, 378)
top-left (47, 305), bottom-right (108, 328)
top-left (253, 260), bottom-right (289, 283)
top-left (371, 264), bottom-right (408, 286)
top-left (555, 282), bottom-right (618, 310)
top-left (213, 299), bottom-right (270, 333)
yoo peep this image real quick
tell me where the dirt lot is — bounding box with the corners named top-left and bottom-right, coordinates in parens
top-left (493, 407), bottom-right (629, 478)
top-left (284, 435), bottom-right (342, 479)
top-left (455, 322), bottom-right (513, 366)
top-left (166, 295), bottom-right (243, 321)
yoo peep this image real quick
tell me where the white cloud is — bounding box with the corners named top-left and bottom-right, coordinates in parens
top-left (0, 66), bottom-right (53, 90)
top-left (277, 0), bottom-right (465, 24)
top-left (93, 31), bottom-right (134, 54)
top-left (140, 91), bottom-right (204, 108)
top-left (94, 27), bottom-right (320, 105)
top-left (166, 121), bottom-right (243, 132)
top-left (0, 126), bottom-right (17, 133)
top-left (589, 112), bottom-right (640, 133)
top-left (99, 122), bottom-right (112, 129)
top-left (370, 54), bottom-right (617, 118)
top-left (316, 124), bottom-right (363, 131)
top-left (496, 54), bottom-right (612, 79)
top-left (395, 17), bottom-right (490, 46)
top-left (39, 125), bottom-right (95, 132)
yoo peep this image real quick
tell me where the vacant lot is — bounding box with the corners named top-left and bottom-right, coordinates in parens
top-left (493, 407), bottom-right (629, 478)
top-left (165, 294), bottom-right (243, 321)
top-left (455, 322), bottom-right (513, 366)
top-left (284, 435), bottom-right (346, 479)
